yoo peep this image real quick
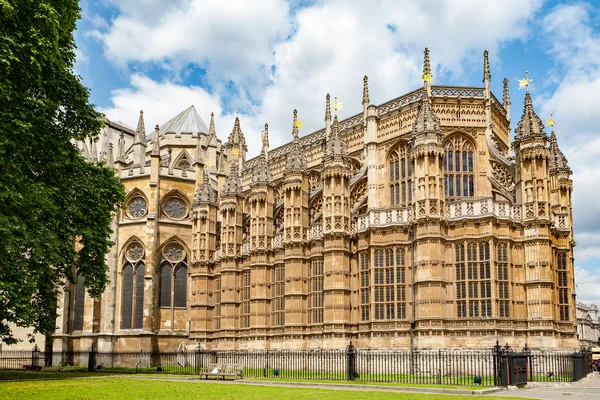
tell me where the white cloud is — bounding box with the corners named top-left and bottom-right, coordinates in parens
top-left (538, 3), bottom-right (600, 267)
top-left (95, 0), bottom-right (544, 156)
top-left (575, 265), bottom-right (600, 307)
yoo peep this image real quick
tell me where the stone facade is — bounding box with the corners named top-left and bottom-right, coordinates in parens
top-left (55, 49), bottom-right (578, 352)
top-left (577, 302), bottom-right (599, 347)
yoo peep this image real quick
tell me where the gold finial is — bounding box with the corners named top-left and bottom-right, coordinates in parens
top-left (546, 113), bottom-right (555, 127)
top-left (518, 70), bottom-right (533, 90)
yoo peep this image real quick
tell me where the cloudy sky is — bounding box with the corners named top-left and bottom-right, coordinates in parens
top-left (75, 0), bottom-right (600, 305)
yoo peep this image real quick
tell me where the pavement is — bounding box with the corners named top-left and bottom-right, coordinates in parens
top-left (493, 372), bottom-right (600, 399)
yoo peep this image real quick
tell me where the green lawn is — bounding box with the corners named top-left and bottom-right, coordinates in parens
top-left (246, 377), bottom-right (492, 391)
top-left (0, 377), bottom-right (527, 400)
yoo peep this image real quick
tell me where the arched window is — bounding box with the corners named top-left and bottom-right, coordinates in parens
top-left (557, 253), bottom-right (569, 321)
top-left (121, 264), bottom-right (133, 329)
top-left (359, 253), bottom-right (370, 321)
top-left (159, 242), bottom-right (188, 310)
top-left (444, 135), bottom-right (474, 200)
top-left (159, 263), bottom-right (172, 307)
top-left (121, 242), bottom-right (145, 329)
top-left (73, 274), bottom-right (85, 331)
top-left (389, 143), bottom-right (412, 206)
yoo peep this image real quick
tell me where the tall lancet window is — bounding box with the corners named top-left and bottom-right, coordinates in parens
top-left (73, 274), bottom-right (86, 331)
top-left (159, 242), bottom-right (188, 311)
top-left (557, 253), bottom-right (569, 321)
top-left (121, 242), bottom-right (146, 330)
top-left (444, 135), bottom-right (474, 200)
top-left (389, 143), bottom-right (412, 206)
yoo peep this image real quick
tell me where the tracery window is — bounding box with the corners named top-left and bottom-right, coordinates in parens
top-left (159, 243), bottom-right (187, 311)
top-left (389, 143), bottom-right (412, 206)
top-left (271, 263), bottom-right (285, 326)
top-left (308, 259), bottom-right (324, 324)
top-left (127, 196), bottom-right (148, 219)
top-left (360, 253), bottom-right (370, 322)
top-left (456, 241), bottom-right (491, 318)
top-left (163, 195), bottom-right (189, 220)
top-left (373, 248), bottom-right (408, 320)
top-left (121, 242), bottom-right (145, 330)
top-left (73, 274), bottom-right (85, 331)
top-left (497, 243), bottom-right (510, 318)
top-left (240, 270), bottom-right (250, 328)
top-left (444, 135), bottom-right (474, 200)
top-left (557, 253), bottom-right (569, 321)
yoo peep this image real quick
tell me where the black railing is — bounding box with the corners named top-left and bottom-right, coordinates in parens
top-left (0, 343), bottom-right (593, 387)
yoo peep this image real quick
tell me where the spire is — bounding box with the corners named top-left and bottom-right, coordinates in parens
top-left (325, 114), bottom-right (346, 158)
top-left (151, 124), bottom-right (161, 156)
top-left (515, 91), bottom-right (545, 141)
top-left (134, 110), bottom-right (147, 146)
top-left (207, 112), bottom-right (217, 146)
top-left (195, 166), bottom-right (218, 204)
top-left (116, 132), bottom-right (126, 163)
top-left (503, 78), bottom-right (511, 106)
top-left (292, 109), bottom-right (299, 140)
top-left (222, 162), bottom-right (242, 197)
top-left (325, 94), bottom-right (332, 138)
top-left (194, 132), bottom-right (205, 165)
top-left (91, 139), bottom-right (98, 162)
top-left (286, 109), bottom-right (306, 173)
top-left (254, 125), bottom-right (272, 185)
top-left (228, 114), bottom-right (246, 148)
top-left (483, 50), bottom-right (491, 82)
top-left (107, 143), bottom-right (114, 168)
top-left (549, 130), bottom-right (571, 174)
top-left (362, 75), bottom-right (369, 105)
top-left (261, 123), bottom-right (269, 158)
top-left (423, 48), bottom-right (432, 80)
top-left (413, 92), bottom-right (441, 136)
top-left (422, 47), bottom-right (432, 96)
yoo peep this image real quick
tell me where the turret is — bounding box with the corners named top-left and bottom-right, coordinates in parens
top-left (548, 130), bottom-right (573, 231)
top-left (325, 94), bottom-right (332, 138)
top-left (283, 109), bottom-right (309, 335)
top-left (218, 161), bottom-right (245, 335)
top-left (247, 124), bottom-right (274, 335)
top-left (362, 75), bottom-right (369, 119)
top-left (422, 47), bottom-right (432, 97)
top-left (321, 113), bottom-right (352, 340)
top-left (190, 166), bottom-right (218, 342)
top-left (513, 91), bottom-right (550, 217)
top-left (483, 50), bottom-right (491, 99)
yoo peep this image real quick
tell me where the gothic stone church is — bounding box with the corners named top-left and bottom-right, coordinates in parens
top-left (55, 49), bottom-right (578, 353)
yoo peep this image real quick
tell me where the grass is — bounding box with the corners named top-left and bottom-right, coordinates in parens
top-left (245, 377), bottom-right (492, 391)
top-left (0, 377), bottom-right (527, 400)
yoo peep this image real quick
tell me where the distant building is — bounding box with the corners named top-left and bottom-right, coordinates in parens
top-left (54, 49), bottom-right (578, 352)
top-left (576, 303), bottom-right (599, 346)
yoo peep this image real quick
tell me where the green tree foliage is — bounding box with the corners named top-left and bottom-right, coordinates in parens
top-left (0, 0), bottom-right (125, 343)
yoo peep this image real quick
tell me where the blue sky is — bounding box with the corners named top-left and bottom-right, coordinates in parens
top-left (75, 0), bottom-right (600, 305)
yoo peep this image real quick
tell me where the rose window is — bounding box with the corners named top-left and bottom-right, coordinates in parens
top-left (164, 198), bottom-right (187, 219)
top-left (128, 197), bottom-right (147, 219)
top-left (164, 244), bottom-right (184, 263)
top-left (126, 243), bottom-right (144, 262)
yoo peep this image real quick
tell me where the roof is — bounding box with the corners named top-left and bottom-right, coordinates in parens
top-left (148, 105), bottom-right (209, 139)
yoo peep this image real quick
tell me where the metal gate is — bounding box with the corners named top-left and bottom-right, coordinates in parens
top-left (493, 341), bottom-right (530, 387)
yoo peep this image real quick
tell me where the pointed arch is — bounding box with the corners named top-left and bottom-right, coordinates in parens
top-left (119, 236), bottom-right (145, 265)
top-left (387, 140), bottom-right (412, 207)
top-left (161, 188), bottom-right (191, 220)
top-left (73, 273), bottom-right (86, 331)
top-left (158, 237), bottom-right (190, 311)
top-left (443, 133), bottom-right (476, 200)
top-left (119, 237), bottom-right (146, 330)
top-left (172, 149), bottom-right (193, 170)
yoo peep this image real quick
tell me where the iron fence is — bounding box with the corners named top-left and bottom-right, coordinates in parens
top-left (0, 342), bottom-right (593, 387)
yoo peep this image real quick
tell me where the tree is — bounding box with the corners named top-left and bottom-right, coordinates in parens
top-left (0, 0), bottom-right (125, 344)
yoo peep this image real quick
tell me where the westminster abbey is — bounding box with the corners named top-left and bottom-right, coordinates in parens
top-left (54, 49), bottom-right (578, 352)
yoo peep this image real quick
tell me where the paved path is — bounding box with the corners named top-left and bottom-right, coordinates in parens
top-left (493, 372), bottom-right (600, 399)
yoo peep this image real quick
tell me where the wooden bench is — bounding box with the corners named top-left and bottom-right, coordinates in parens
top-left (199, 363), bottom-right (243, 380)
